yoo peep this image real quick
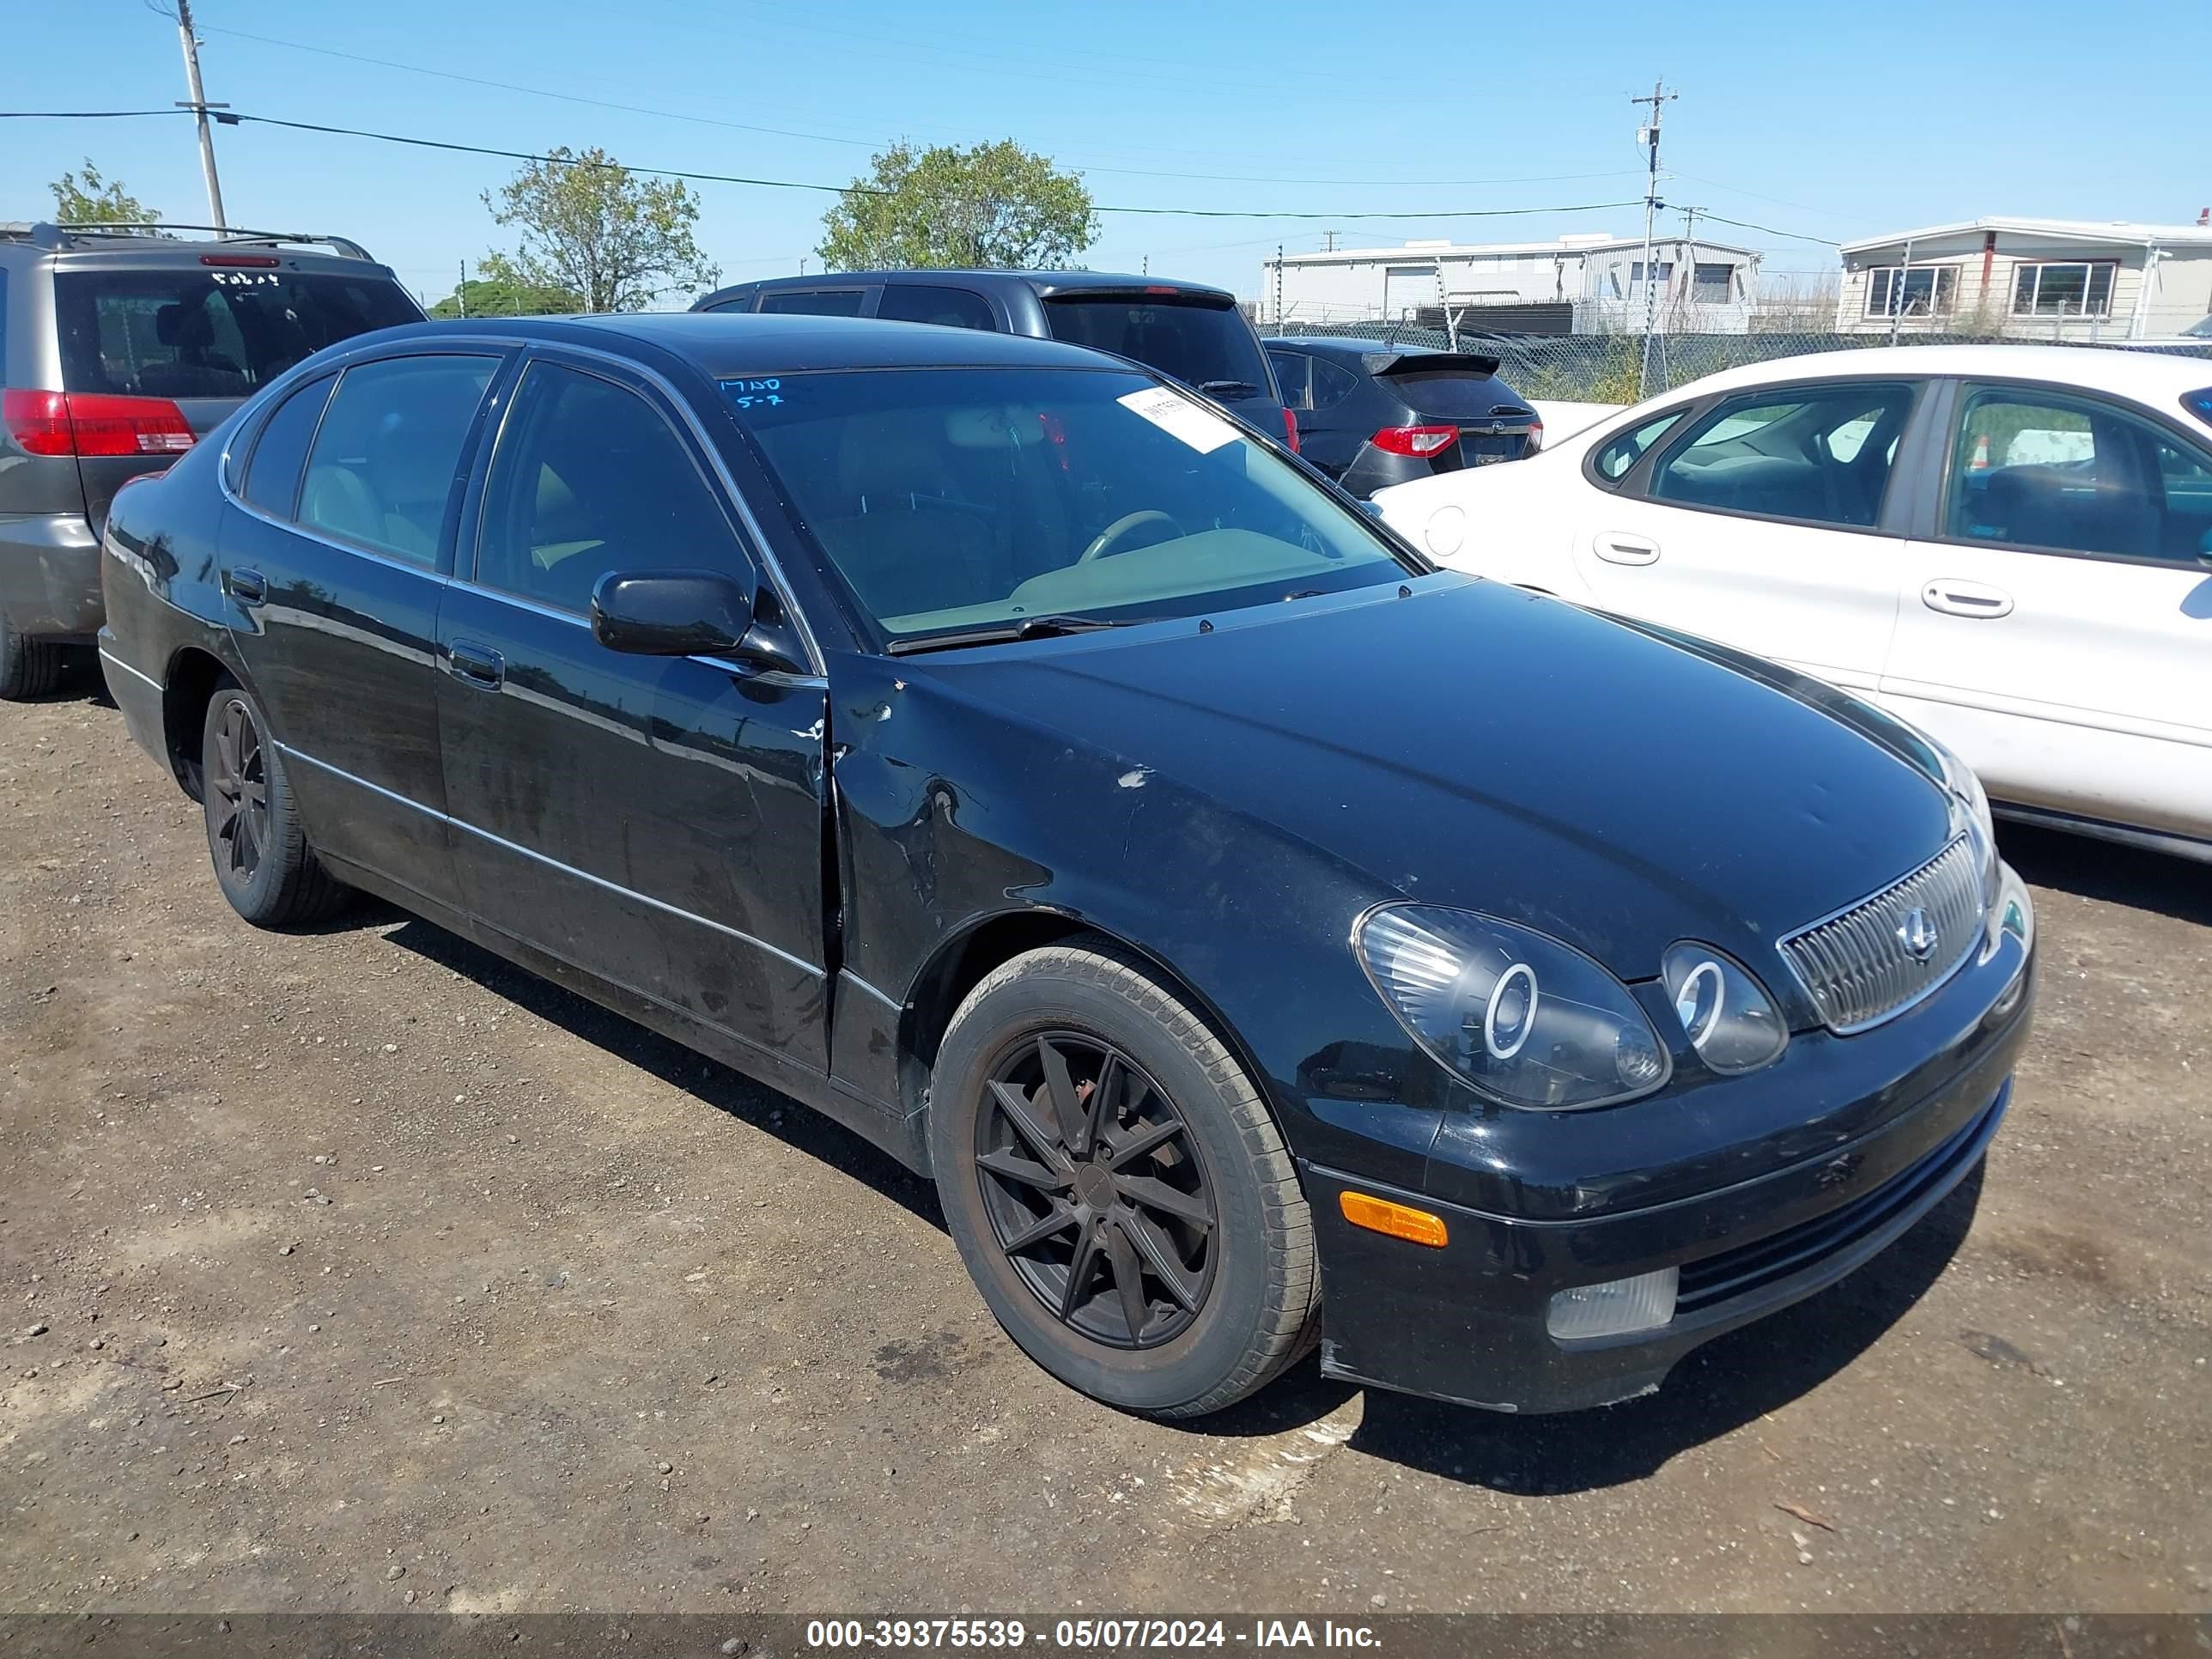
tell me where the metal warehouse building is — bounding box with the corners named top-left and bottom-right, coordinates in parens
top-left (1258, 233), bottom-right (1764, 335)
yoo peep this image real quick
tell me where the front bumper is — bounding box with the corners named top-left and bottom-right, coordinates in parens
top-left (1303, 939), bottom-right (2033, 1413)
top-left (0, 513), bottom-right (104, 641)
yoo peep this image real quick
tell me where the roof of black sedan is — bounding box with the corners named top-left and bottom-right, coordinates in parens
top-left (391, 311), bottom-right (1126, 377)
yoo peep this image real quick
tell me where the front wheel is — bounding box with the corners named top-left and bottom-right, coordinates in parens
top-left (200, 677), bottom-right (352, 927)
top-left (930, 942), bottom-right (1318, 1418)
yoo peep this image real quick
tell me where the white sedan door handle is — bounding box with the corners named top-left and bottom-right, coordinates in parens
top-left (1595, 532), bottom-right (1660, 566)
top-left (1922, 580), bottom-right (2014, 619)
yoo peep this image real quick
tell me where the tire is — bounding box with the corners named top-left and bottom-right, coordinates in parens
top-left (929, 941), bottom-right (1318, 1419)
top-left (199, 676), bottom-right (352, 927)
top-left (0, 613), bottom-right (67, 702)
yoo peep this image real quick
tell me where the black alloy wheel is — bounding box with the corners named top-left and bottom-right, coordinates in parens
top-left (208, 692), bottom-right (270, 886)
top-left (975, 1031), bottom-right (1218, 1348)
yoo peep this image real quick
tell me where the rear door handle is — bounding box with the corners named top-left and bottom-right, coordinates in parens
top-left (228, 568), bottom-right (267, 607)
top-left (1921, 580), bottom-right (2014, 619)
top-left (1595, 532), bottom-right (1660, 566)
top-left (447, 639), bottom-right (505, 690)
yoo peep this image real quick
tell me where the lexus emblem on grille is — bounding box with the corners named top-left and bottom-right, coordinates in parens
top-left (1898, 907), bottom-right (1940, 962)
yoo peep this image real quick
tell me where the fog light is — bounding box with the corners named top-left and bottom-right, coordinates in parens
top-left (1546, 1267), bottom-right (1679, 1340)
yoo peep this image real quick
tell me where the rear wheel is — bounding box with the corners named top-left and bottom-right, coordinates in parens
top-left (930, 942), bottom-right (1317, 1418)
top-left (200, 678), bottom-right (351, 927)
top-left (0, 614), bottom-right (67, 702)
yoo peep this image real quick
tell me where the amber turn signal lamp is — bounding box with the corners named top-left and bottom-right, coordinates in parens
top-left (1338, 1190), bottom-right (1449, 1248)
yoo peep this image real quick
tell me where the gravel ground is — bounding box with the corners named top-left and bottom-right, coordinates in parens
top-left (3, 666), bottom-right (2207, 1615)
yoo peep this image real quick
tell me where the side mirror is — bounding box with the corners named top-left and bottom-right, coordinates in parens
top-left (592, 569), bottom-right (750, 656)
top-left (590, 568), bottom-right (808, 675)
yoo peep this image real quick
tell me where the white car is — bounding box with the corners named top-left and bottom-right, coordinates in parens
top-left (1375, 345), bottom-right (2212, 863)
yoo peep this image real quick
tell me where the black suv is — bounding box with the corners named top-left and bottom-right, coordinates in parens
top-left (692, 270), bottom-right (1292, 446)
top-left (0, 222), bottom-right (422, 697)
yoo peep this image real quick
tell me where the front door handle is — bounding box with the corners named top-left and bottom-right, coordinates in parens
top-left (228, 568), bottom-right (267, 607)
top-left (447, 639), bottom-right (505, 690)
top-left (1595, 532), bottom-right (1660, 566)
top-left (1921, 580), bottom-right (2014, 619)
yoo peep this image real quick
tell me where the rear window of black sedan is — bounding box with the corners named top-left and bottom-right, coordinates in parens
top-left (724, 367), bottom-right (1407, 641)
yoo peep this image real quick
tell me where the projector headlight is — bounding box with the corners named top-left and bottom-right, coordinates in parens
top-left (1660, 944), bottom-right (1789, 1074)
top-left (1355, 905), bottom-right (1670, 1110)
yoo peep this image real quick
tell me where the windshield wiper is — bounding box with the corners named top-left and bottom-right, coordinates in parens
top-left (885, 614), bottom-right (1133, 656)
top-left (1198, 380), bottom-right (1261, 399)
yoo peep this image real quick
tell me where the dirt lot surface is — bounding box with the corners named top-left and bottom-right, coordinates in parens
top-left (3, 670), bottom-right (2208, 1617)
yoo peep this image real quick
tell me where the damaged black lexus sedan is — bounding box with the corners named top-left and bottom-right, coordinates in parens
top-left (98, 313), bottom-right (2037, 1416)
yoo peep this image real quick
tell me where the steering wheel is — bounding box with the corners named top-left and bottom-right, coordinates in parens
top-left (1079, 509), bottom-right (1187, 563)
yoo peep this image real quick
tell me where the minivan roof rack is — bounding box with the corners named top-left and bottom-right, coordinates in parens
top-left (0, 222), bottom-right (375, 260)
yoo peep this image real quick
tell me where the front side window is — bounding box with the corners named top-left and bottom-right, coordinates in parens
top-left (1648, 382), bottom-right (1913, 528)
top-left (1947, 385), bottom-right (2212, 564)
top-left (1592, 410), bottom-right (1685, 483)
top-left (477, 362), bottom-right (742, 614)
top-left (2012, 263), bottom-right (2115, 319)
top-left (726, 368), bottom-right (1408, 641)
top-left (55, 270), bottom-right (422, 398)
top-left (876, 285), bottom-right (997, 331)
top-left (297, 355), bottom-right (496, 567)
top-left (759, 289), bottom-right (868, 317)
top-left (241, 374), bottom-right (335, 519)
top-left (1864, 266), bottom-right (1958, 319)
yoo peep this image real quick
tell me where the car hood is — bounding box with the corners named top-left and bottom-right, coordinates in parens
top-left (896, 575), bottom-right (1956, 982)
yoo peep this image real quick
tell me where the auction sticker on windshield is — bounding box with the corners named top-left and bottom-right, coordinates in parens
top-left (1117, 386), bottom-right (1238, 453)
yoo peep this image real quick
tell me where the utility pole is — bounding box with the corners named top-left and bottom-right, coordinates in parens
top-left (1322, 230), bottom-right (1338, 252)
top-left (1273, 244), bottom-right (1284, 327)
top-left (170, 0), bottom-right (228, 230)
top-left (1889, 236), bottom-right (1914, 347)
top-left (1631, 80), bottom-right (1675, 397)
top-left (458, 258), bottom-right (468, 319)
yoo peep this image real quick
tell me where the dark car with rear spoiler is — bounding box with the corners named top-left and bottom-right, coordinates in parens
top-left (1266, 335), bottom-right (1540, 498)
top-left (0, 221), bottom-right (422, 698)
top-left (692, 270), bottom-right (1294, 449)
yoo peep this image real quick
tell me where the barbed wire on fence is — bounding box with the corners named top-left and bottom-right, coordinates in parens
top-left (1267, 320), bottom-right (2212, 404)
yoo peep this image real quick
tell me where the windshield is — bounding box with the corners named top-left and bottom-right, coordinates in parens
top-left (726, 367), bottom-right (1409, 642)
top-left (1380, 367), bottom-right (1530, 421)
top-left (1043, 298), bottom-right (1271, 392)
top-left (56, 268), bottom-right (422, 399)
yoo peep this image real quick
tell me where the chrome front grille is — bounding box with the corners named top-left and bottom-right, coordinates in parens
top-left (1779, 836), bottom-right (1985, 1034)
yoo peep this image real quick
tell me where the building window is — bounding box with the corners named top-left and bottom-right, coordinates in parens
top-left (1864, 265), bottom-right (1958, 318)
top-left (2012, 262), bottom-right (2116, 319)
top-left (1692, 264), bottom-right (1735, 303)
top-left (1630, 261), bottom-right (1674, 291)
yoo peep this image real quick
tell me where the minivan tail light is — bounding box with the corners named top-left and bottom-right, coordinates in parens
top-left (1370, 423), bottom-right (1459, 458)
top-left (3, 389), bottom-right (195, 458)
top-left (1282, 406), bottom-right (1300, 453)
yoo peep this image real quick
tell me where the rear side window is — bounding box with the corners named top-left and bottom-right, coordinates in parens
top-left (241, 374), bottom-right (335, 518)
top-left (1593, 410), bottom-right (1684, 482)
top-left (1649, 382), bottom-right (1914, 528)
top-left (759, 289), bottom-right (868, 317)
top-left (1044, 297), bottom-right (1269, 392)
top-left (1268, 351), bottom-right (1311, 411)
top-left (1380, 368), bottom-right (1524, 421)
top-left (877, 285), bottom-right (997, 331)
top-left (298, 355), bottom-right (496, 567)
top-left (1311, 358), bottom-right (1359, 410)
top-left (54, 269), bottom-right (422, 398)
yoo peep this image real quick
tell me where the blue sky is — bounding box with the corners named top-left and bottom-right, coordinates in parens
top-left (3, 0), bottom-right (2203, 309)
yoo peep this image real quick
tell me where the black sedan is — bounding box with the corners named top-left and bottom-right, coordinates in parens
top-left (1266, 335), bottom-right (1540, 496)
top-left (97, 313), bottom-right (2037, 1418)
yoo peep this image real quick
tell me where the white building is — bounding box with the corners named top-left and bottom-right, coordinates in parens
top-left (1835, 216), bottom-right (2212, 340)
top-left (1259, 233), bottom-right (1765, 335)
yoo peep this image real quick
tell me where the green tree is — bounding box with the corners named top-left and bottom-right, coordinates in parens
top-left (817, 140), bottom-right (1096, 271)
top-left (50, 160), bottom-right (161, 228)
top-left (481, 147), bottom-right (718, 313)
top-left (428, 276), bottom-right (587, 320)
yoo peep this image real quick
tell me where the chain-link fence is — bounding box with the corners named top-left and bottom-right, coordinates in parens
top-left (1268, 321), bottom-right (2212, 404)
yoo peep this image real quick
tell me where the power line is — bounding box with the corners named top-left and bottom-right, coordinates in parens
top-left (1692, 210), bottom-right (1840, 247)
top-left (199, 27), bottom-right (1650, 192)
